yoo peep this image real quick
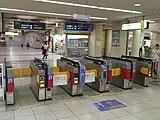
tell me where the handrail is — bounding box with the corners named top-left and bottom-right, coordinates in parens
top-left (60, 57), bottom-right (80, 67)
top-left (121, 55), bottom-right (153, 63)
top-left (84, 56), bottom-right (107, 65)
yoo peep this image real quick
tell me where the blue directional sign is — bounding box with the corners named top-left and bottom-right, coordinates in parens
top-left (94, 99), bottom-right (127, 112)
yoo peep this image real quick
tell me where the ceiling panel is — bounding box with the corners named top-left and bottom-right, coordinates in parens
top-left (0, 0), bottom-right (160, 21)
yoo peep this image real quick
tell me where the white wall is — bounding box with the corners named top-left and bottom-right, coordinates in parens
top-left (147, 23), bottom-right (160, 47)
top-left (24, 32), bottom-right (45, 48)
top-left (6, 31), bottom-right (45, 48)
top-left (151, 32), bottom-right (160, 47)
top-left (6, 35), bottom-right (23, 46)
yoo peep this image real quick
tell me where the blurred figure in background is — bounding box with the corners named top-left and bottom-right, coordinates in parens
top-left (152, 44), bottom-right (160, 80)
top-left (41, 41), bottom-right (48, 59)
top-left (152, 44), bottom-right (160, 60)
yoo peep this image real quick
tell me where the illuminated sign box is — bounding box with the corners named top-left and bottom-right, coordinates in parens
top-left (122, 22), bottom-right (149, 31)
top-left (65, 22), bottom-right (93, 31)
top-left (14, 21), bottom-right (46, 30)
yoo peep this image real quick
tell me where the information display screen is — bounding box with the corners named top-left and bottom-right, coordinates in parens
top-left (65, 22), bottom-right (93, 31)
top-left (14, 21), bottom-right (46, 30)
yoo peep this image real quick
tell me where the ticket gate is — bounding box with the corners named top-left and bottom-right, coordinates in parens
top-left (102, 56), bottom-right (135, 89)
top-left (30, 58), bottom-right (53, 101)
top-left (80, 56), bottom-right (112, 92)
top-left (4, 60), bottom-right (15, 105)
top-left (57, 57), bottom-right (85, 96)
top-left (121, 56), bottom-right (154, 86)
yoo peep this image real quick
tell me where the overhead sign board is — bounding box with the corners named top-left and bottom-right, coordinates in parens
top-left (73, 14), bottom-right (91, 21)
top-left (14, 21), bottom-right (46, 30)
top-left (122, 22), bottom-right (149, 31)
top-left (65, 22), bottom-right (93, 31)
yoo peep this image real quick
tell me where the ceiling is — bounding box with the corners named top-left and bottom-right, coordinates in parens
top-left (0, 0), bottom-right (160, 22)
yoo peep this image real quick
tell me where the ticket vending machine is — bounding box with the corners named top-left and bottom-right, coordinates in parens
top-left (57, 57), bottom-right (85, 96)
top-left (30, 58), bottom-right (52, 101)
top-left (80, 56), bottom-right (112, 92)
top-left (5, 61), bottom-right (15, 105)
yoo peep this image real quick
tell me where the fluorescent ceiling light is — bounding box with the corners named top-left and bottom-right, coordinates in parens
top-left (0, 8), bottom-right (108, 20)
top-left (5, 32), bottom-right (19, 36)
top-left (34, 0), bottom-right (142, 14)
top-left (0, 8), bottom-right (71, 17)
top-left (90, 16), bottom-right (107, 20)
top-left (134, 3), bottom-right (141, 7)
top-left (144, 20), bottom-right (155, 23)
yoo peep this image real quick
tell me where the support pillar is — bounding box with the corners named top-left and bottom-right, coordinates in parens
top-left (0, 13), bottom-right (2, 32)
top-left (89, 24), bottom-right (103, 57)
top-left (131, 30), bottom-right (141, 57)
top-left (105, 30), bottom-right (112, 56)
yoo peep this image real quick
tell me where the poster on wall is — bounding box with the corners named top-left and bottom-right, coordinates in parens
top-left (112, 30), bottom-right (120, 47)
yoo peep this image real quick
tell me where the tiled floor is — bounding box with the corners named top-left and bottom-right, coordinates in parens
top-left (1, 47), bottom-right (160, 120)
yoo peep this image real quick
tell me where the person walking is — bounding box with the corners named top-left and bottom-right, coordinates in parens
top-left (41, 41), bottom-right (48, 59)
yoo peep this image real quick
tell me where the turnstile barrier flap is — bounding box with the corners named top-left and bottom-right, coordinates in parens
top-left (13, 68), bottom-right (21, 78)
top-left (52, 66), bottom-right (59, 72)
top-left (114, 68), bottom-right (121, 76)
top-left (140, 67), bottom-right (149, 75)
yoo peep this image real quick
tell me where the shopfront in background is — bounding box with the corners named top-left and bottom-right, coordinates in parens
top-left (51, 22), bottom-right (93, 57)
top-left (65, 22), bottom-right (92, 57)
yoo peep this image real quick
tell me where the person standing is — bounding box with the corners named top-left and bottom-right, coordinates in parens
top-left (152, 44), bottom-right (160, 79)
top-left (41, 41), bottom-right (48, 59)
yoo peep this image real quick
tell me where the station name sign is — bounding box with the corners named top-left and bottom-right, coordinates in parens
top-left (65, 22), bottom-right (93, 31)
top-left (14, 21), bottom-right (46, 30)
top-left (122, 22), bottom-right (149, 31)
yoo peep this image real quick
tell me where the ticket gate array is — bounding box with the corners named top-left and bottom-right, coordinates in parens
top-left (30, 58), bottom-right (53, 101)
top-left (102, 56), bottom-right (135, 89)
top-left (121, 56), bottom-right (155, 87)
top-left (57, 57), bottom-right (85, 96)
top-left (80, 56), bottom-right (112, 92)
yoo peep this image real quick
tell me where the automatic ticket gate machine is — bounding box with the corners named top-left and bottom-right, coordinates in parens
top-left (102, 56), bottom-right (135, 89)
top-left (5, 61), bottom-right (15, 105)
top-left (121, 56), bottom-right (154, 86)
top-left (30, 58), bottom-right (53, 101)
top-left (80, 56), bottom-right (112, 92)
top-left (57, 57), bottom-right (85, 96)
